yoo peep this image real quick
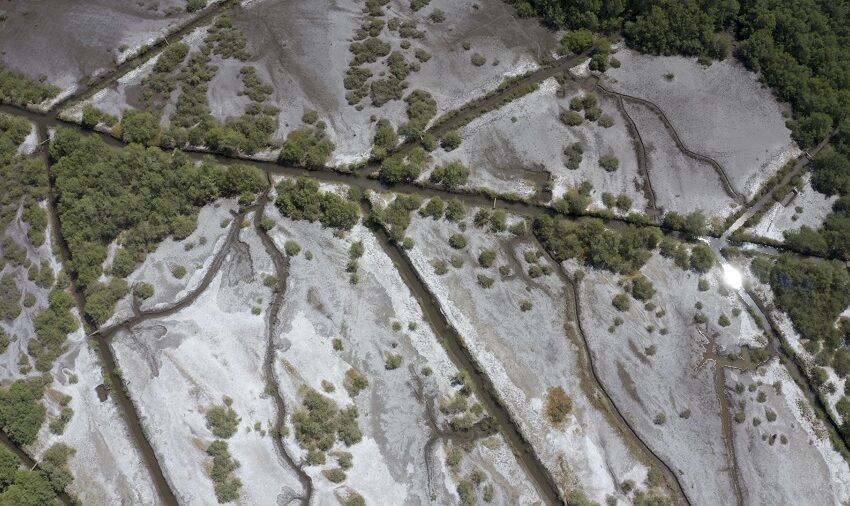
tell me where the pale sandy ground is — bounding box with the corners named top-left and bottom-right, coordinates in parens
top-left (229, 0), bottom-right (555, 166)
top-left (402, 205), bottom-right (662, 503)
top-left (266, 204), bottom-right (540, 504)
top-left (604, 48), bottom-right (799, 199)
top-left (749, 173), bottom-right (837, 241)
top-left (427, 78), bottom-right (648, 211)
top-left (103, 199), bottom-right (238, 327)
top-left (577, 253), bottom-right (762, 505)
top-left (726, 360), bottom-right (850, 505)
top-left (0, 0), bottom-right (219, 110)
top-left (31, 320), bottom-right (160, 505)
top-left (623, 100), bottom-right (739, 220)
top-left (112, 219), bottom-right (305, 505)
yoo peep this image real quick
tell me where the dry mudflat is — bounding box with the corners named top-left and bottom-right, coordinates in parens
top-left (111, 210), bottom-right (307, 504)
top-left (577, 253), bottom-right (762, 505)
top-left (427, 77), bottom-right (649, 212)
top-left (726, 360), bottom-right (850, 505)
top-left (265, 201), bottom-right (540, 505)
top-left (401, 204), bottom-right (670, 504)
top-left (0, 0), bottom-right (216, 108)
top-left (748, 173), bottom-right (836, 241)
top-left (603, 48), bottom-right (799, 199)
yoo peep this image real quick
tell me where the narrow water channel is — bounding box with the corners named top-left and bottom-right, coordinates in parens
top-left (362, 207), bottom-right (563, 505)
top-left (37, 125), bottom-right (180, 506)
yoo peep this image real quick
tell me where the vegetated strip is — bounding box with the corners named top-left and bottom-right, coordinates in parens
top-left (744, 288), bottom-right (850, 462)
top-left (595, 82), bottom-right (743, 203)
top-left (0, 103), bottom-right (836, 261)
top-left (39, 126), bottom-right (179, 506)
top-left (536, 239), bottom-right (690, 506)
top-left (363, 204), bottom-right (562, 505)
top-left (0, 431), bottom-right (76, 506)
top-left (252, 182), bottom-right (314, 504)
top-left (719, 133), bottom-right (834, 241)
top-left (50, 0), bottom-right (238, 113)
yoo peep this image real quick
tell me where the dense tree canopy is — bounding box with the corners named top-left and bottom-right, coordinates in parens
top-left (50, 129), bottom-right (266, 323)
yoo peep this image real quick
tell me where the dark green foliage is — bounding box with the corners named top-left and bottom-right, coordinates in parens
top-left (372, 194), bottom-right (421, 242)
top-left (448, 234), bottom-right (467, 250)
top-left (0, 377), bottom-right (48, 446)
top-left (186, 0), bottom-right (206, 12)
top-left (371, 119), bottom-right (398, 159)
top-left (370, 77), bottom-right (403, 107)
top-left (769, 255), bottom-right (850, 347)
top-left (84, 279), bottom-right (129, 325)
top-left (420, 197), bottom-right (445, 219)
top-left (206, 15), bottom-right (250, 60)
top-left (470, 53), bottom-right (486, 66)
top-left (350, 37), bottom-right (391, 65)
top-left (31, 288), bottom-right (79, 371)
top-left (534, 216), bottom-right (661, 274)
top-left (399, 90), bottom-right (436, 137)
top-left (206, 402), bottom-right (240, 439)
top-left (612, 293), bottom-right (630, 311)
top-left (39, 443), bottom-right (74, 496)
top-left (440, 130), bottom-right (462, 151)
top-left (599, 154), bottom-right (619, 172)
top-left (560, 110), bottom-right (583, 126)
top-left (478, 249), bottom-right (496, 268)
top-left (0, 468), bottom-right (59, 506)
top-left (0, 64), bottom-right (59, 106)
top-left (278, 128), bottom-right (335, 169)
top-left (631, 275), bottom-right (655, 301)
top-left (206, 440), bottom-right (242, 503)
top-left (121, 109), bottom-right (160, 145)
top-left (50, 129), bottom-right (266, 294)
top-left (444, 199), bottom-right (466, 222)
top-left (293, 389), bottom-right (362, 452)
top-left (689, 243), bottom-right (715, 273)
top-left (0, 274), bottom-right (21, 321)
top-left (81, 105), bottom-right (118, 129)
top-left (564, 142), bottom-right (584, 170)
top-left (378, 148), bottom-right (426, 184)
top-left (430, 161), bottom-right (470, 189)
top-left (275, 178), bottom-right (360, 230)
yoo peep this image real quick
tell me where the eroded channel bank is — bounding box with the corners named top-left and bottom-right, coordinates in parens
top-left (361, 200), bottom-right (573, 504)
top-left (35, 125), bottom-right (180, 506)
top-left (252, 184), bottom-right (314, 504)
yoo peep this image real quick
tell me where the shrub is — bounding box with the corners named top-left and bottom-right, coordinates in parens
top-left (385, 353), bottom-right (402, 370)
top-left (718, 314), bottom-right (731, 327)
top-left (0, 377), bottom-right (48, 446)
top-left (371, 118), bottom-right (398, 159)
top-left (344, 368), bottom-right (369, 397)
top-left (689, 244), bottom-right (715, 273)
top-left (598, 114), bottom-right (614, 128)
top-left (631, 275), bottom-right (655, 301)
top-left (275, 177), bottom-right (359, 230)
top-left (545, 387), bottom-right (573, 425)
top-left (121, 109), bottom-right (160, 145)
top-left (444, 199), bottom-right (466, 222)
top-left (478, 249), bottom-right (496, 268)
top-left (519, 300), bottom-right (532, 311)
top-left (477, 274), bottom-right (494, 288)
top-left (612, 293), bottom-right (630, 311)
top-left (560, 110), bottom-right (583, 126)
top-left (448, 234), bottom-right (467, 249)
top-left (430, 161), bottom-right (470, 189)
top-left (284, 240), bottom-right (301, 257)
top-left (278, 128), bottom-right (335, 169)
top-left (132, 282), bottom-right (154, 300)
top-left (186, 0), bottom-right (206, 12)
top-left (470, 53), bottom-right (486, 66)
top-left (420, 197), bottom-right (445, 219)
top-left (440, 130), bottom-right (462, 151)
top-left (170, 264), bottom-right (188, 279)
top-left (599, 154), bottom-right (619, 172)
top-left (585, 106), bottom-right (602, 122)
top-left (206, 440), bottom-right (242, 502)
top-left (206, 401), bottom-right (240, 439)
